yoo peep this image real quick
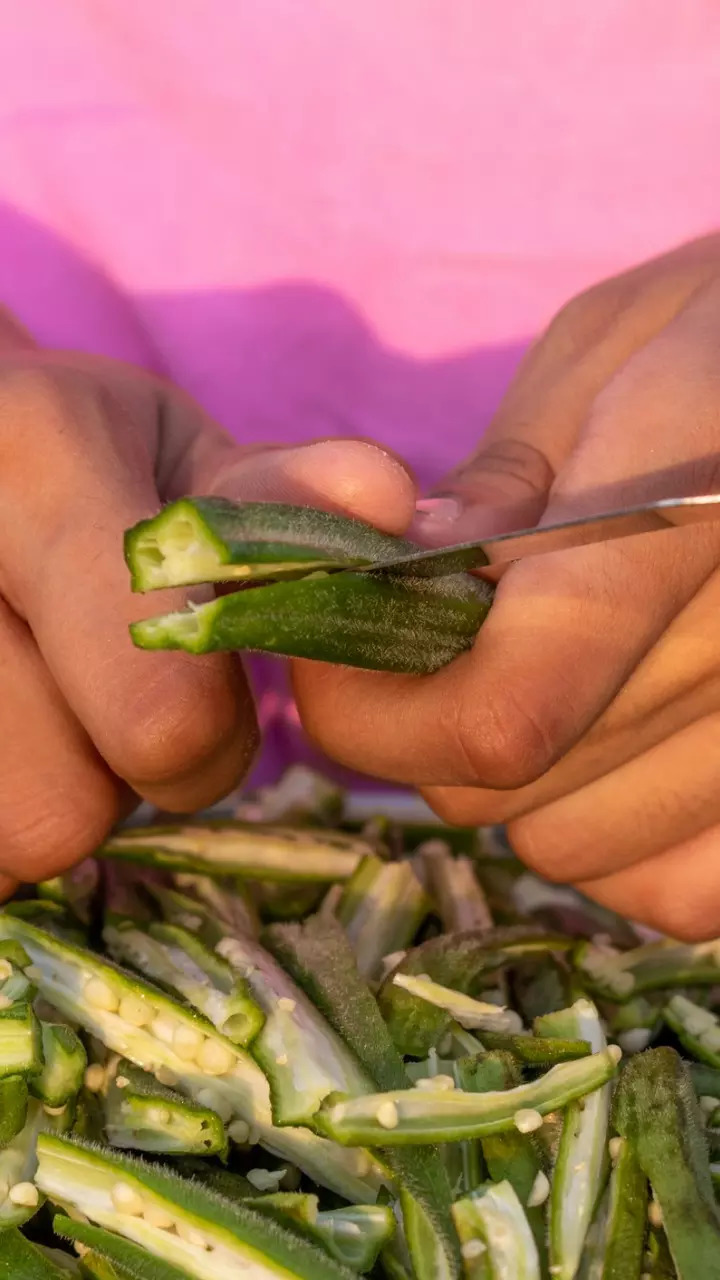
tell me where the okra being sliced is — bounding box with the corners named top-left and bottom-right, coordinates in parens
top-left (663, 993), bottom-right (720, 1067)
top-left (451, 1180), bottom-right (541, 1280)
top-left (574, 937), bottom-right (720, 1002)
top-left (315, 1047), bottom-right (620, 1146)
top-left (315, 1205), bottom-right (395, 1272)
top-left (390, 973), bottom-right (524, 1036)
top-left (336, 857), bottom-right (431, 981)
top-left (29, 1023), bottom-right (87, 1108)
top-left (613, 1047), bottom-right (720, 1279)
top-left (211, 931), bottom-right (374, 1127)
top-left (0, 914), bottom-right (387, 1203)
top-left (538, 1000), bottom-right (613, 1280)
top-left (130, 567), bottom-right (491, 676)
top-left (0, 1228), bottom-right (81, 1279)
top-left (377, 926), bottom-right (572, 1057)
top-left (104, 1059), bottom-right (228, 1157)
top-left (125, 497), bottom-right (421, 592)
top-left (103, 918), bottom-right (264, 1047)
top-left (264, 916), bottom-right (462, 1279)
top-left (100, 822), bottom-right (371, 884)
top-left (37, 1135), bottom-right (356, 1280)
top-left (0, 999), bottom-right (42, 1078)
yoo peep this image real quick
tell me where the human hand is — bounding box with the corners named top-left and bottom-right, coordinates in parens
top-left (0, 309), bottom-right (416, 894)
top-left (294, 234), bottom-right (720, 939)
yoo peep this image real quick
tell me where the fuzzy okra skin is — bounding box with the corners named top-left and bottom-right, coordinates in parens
top-left (336, 857), bottom-right (431, 981)
top-left (0, 1228), bottom-right (80, 1279)
top-left (613, 1046), bottom-right (720, 1279)
top-left (0, 1074), bottom-right (28, 1148)
top-left (30, 1023), bottom-right (87, 1108)
top-left (124, 497), bottom-right (424, 592)
top-left (56, 1217), bottom-right (193, 1280)
top-left (315, 1047), bottom-right (620, 1146)
top-left (99, 823), bottom-right (371, 884)
top-left (130, 567), bottom-right (492, 675)
top-left (0, 914), bottom-right (387, 1204)
top-left (601, 1137), bottom-right (648, 1280)
top-left (104, 1060), bottom-right (228, 1157)
top-left (37, 1135), bottom-right (357, 1280)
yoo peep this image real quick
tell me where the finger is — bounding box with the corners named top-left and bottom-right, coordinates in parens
top-left (189, 435), bottom-right (418, 536)
top-left (0, 366), bottom-right (259, 813)
top-left (423, 561), bottom-right (720, 826)
top-left (577, 825), bottom-right (720, 941)
top-left (0, 594), bottom-right (120, 883)
top-left (0, 876), bottom-right (18, 902)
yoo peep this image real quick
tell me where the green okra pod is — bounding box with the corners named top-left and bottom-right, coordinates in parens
top-left (337, 856), bottom-right (431, 981)
top-left (477, 1029), bottom-right (591, 1065)
top-left (104, 1059), bottom-right (228, 1157)
top-left (390, 972), bottom-right (523, 1036)
top-left (574, 937), bottom-right (720, 1002)
top-left (0, 1228), bottom-right (80, 1278)
top-left (56, 1216), bottom-right (192, 1279)
top-left (99, 822), bottom-right (371, 884)
top-left (130, 567), bottom-right (491, 676)
top-left (0, 1074), bottom-right (28, 1148)
top-left (451, 1180), bottom-right (541, 1280)
top-left (0, 1000), bottom-right (42, 1078)
top-left (663, 994), bottom-right (720, 1067)
top-left (315, 1047), bottom-right (620, 1146)
top-left (315, 1205), bottom-right (396, 1272)
top-left (601, 1136), bottom-right (648, 1280)
top-left (37, 1135), bottom-right (357, 1280)
top-left (125, 497), bottom-right (421, 592)
top-left (613, 1046), bottom-right (720, 1279)
top-left (29, 1023), bottom-right (87, 1108)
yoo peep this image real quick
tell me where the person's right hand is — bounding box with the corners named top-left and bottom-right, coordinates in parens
top-left (0, 309), bottom-right (416, 897)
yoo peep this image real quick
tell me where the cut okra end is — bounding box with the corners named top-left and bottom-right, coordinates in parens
top-left (129, 568), bottom-right (492, 675)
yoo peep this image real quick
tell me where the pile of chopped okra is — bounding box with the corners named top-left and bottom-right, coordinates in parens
top-left (1, 768), bottom-right (720, 1279)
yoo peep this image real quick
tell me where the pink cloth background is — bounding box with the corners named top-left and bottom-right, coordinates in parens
top-left (0, 3), bottom-right (718, 784)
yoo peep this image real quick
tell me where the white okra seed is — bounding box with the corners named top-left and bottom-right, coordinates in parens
top-left (84, 1064), bottom-right (107, 1094)
top-left (176, 1221), bottom-right (209, 1249)
top-left (9, 1182), bottom-right (39, 1208)
top-left (144, 1203), bottom-right (175, 1230)
top-left (147, 1106), bottom-right (171, 1126)
top-left (151, 1015), bottom-right (177, 1046)
top-left (527, 1170), bottom-right (550, 1208)
top-left (85, 978), bottom-right (120, 1013)
top-left (111, 1181), bottom-right (145, 1216)
top-left (608, 1136), bottom-right (624, 1162)
top-left (277, 997), bottom-right (296, 1013)
top-left (155, 1067), bottom-right (179, 1087)
top-left (376, 1101), bottom-right (399, 1130)
top-left (0, 960), bottom-right (12, 981)
top-left (43, 1104), bottom-right (67, 1117)
top-left (514, 1108), bottom-right (543, 1133)
top-left (197, 1039), bottom-right (234, 1076)
top-left (414, 1075), bottom-right (455, 1091)
top-left (119, 995), bottom-right (151, 1027)
top-left (461, 1239), bottom-right (486, 1259)
top-left (247, 1168), bottom-right (286, 1191)
top-left (116, 1076), bottom-right (130, 1090)
top-left (648, 1200), bottom-right (663, 1228)
top-left (174, 1024), bottom-right (205, 1061)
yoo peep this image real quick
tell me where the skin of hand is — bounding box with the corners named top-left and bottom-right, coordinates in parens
top-left (0, 307), bottom-right (418, 898)
top-left (295, 234), bottom-right (720, 940)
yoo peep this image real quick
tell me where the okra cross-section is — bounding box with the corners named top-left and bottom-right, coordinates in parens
top-left (315, 1048), bottom-right (620, 1145)
top-left (36, 1135), bottom-right (357, 1280)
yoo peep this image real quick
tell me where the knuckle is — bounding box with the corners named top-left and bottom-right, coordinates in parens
top-left (0, 785), bottom-right (114, 882)
top-left (507, 813), bottom-right (569, 883)
top-left (457, 687), bottom-right (558, 792)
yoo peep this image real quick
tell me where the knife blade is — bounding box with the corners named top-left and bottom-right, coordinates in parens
top-left (348, 492), bottom-right (720, 578)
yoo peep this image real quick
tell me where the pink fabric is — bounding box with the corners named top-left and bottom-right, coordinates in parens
top-left (0, 3), bottom-right (718, 783)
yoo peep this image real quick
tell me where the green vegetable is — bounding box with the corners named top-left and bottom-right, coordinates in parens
top-left (0, 1075), bottom-right (28, 1148)
top-left (315, 1205), bottom-right (395, 1272)
top-left (130, 568), bottom-right (491, 676)
top-left (613, 1046), bottom-right (720, 1278)
top-left (389, 973), bottom-right (523, 1036)
top-left (575, 938), bottom-right (720, 1003)
top-left (125, 498), bottom-right (419, 592)
top-left (337, 857), bottom-right (431, 981)
top-left (663, 994), bottom-right (720, 1068)
top-left (417, 843), bottom-right (493, 934)
top-left (315, 1047), bottom-right (620, 1146)
top-left (37, 1135), bottom-right (356, 1280)
top-left (0, 1001), bottom-right (42, 1079)
top-left (30, 1024), bottom-right (87, 1108)
top-left (0, 1228), bottom-right (80, 1278)
top-left (477, 1030), bottom-right (591, 1066)
top-left (104, 1060), bottom-right (228, 1157)
top-left (99, 823), bottom-right (371, 884)
top-left (601, 1137), bottom-right (648, 1280)
top-left (451, 1181), bottom-right (540, 1280)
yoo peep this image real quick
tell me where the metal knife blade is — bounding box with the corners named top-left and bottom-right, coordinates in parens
top-left (349, 492), bottom-right (720, 578)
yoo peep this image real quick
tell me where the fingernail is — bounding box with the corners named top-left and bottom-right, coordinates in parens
top-left (413, 496), bottom-right (463, 525)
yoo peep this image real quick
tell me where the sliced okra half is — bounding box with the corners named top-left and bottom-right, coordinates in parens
top-left (104, 1059), bottom-right (228, 1157)
top-left (336, 855), bottom-right (431, 981)
top-left (574, 936), bottom-right (720, 1001)
top-left (451, 1180), bottom-right (541, 1280)
top-left (37, 1135), bottom-right (358, 1280)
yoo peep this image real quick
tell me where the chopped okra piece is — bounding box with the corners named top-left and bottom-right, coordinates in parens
top-left (37, 1135), bottom-right (357, 1280)
top-left (315, 1205), bottom-right (396, 1272)
top-left (130, 565), bottom-right (491, 676)
top-left (689, 1061), bottom-right (720, 1099)
top-left (0, 1228), bottom-right (81, 1278)
top-left (477, 1029), bottom-right (590, 1066)
top-left (29, 1023), bottom-right (87, 1108)
top-left (663, 993), bottom-right (720, 1067)
top-left (336, 856), bottom-right (431, 981)
top-left (451, 1180), bottom-right (540, 1280)
top-left (4, 899), bottom-right (87, 947)
top-left (251, 765), bottom-right (346, 828)
top-left (0, 913), bottom-right (387, 1202)
top-left (538, 1000), bottom-right (613, 1280)
top-left (390, 973), bottom-right (524, 1036)
top-left (600, 1136), bottom-right (648, 1280)
top-left (613, 1046), bottom-right (720, 1279)
top-left (0, 1000), bottom-right (42, 1078)
top-left (315, 1047), bottom-right (620, 1145)
top-left (103, 917), bottom-right (265, 1047)
top-left (417, 842), bottom-right (493, 934)
top-left (56, 1217), bottom-right (192, 1279)
top-left (99, 822), bottom-right (371, 884)
top-left (0, 1073), bottom-right (28, 1148)
top-left (125, 497), bottom-right (420, 591)
top-left (0, 1095), bottom-right (70, 1230)
top-left (104, 1059), bottom-right (228, 1157)
top-left (575, 937), bottom-right (720, 1002)
top-left (170, 871), bottom-right (260, 937)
